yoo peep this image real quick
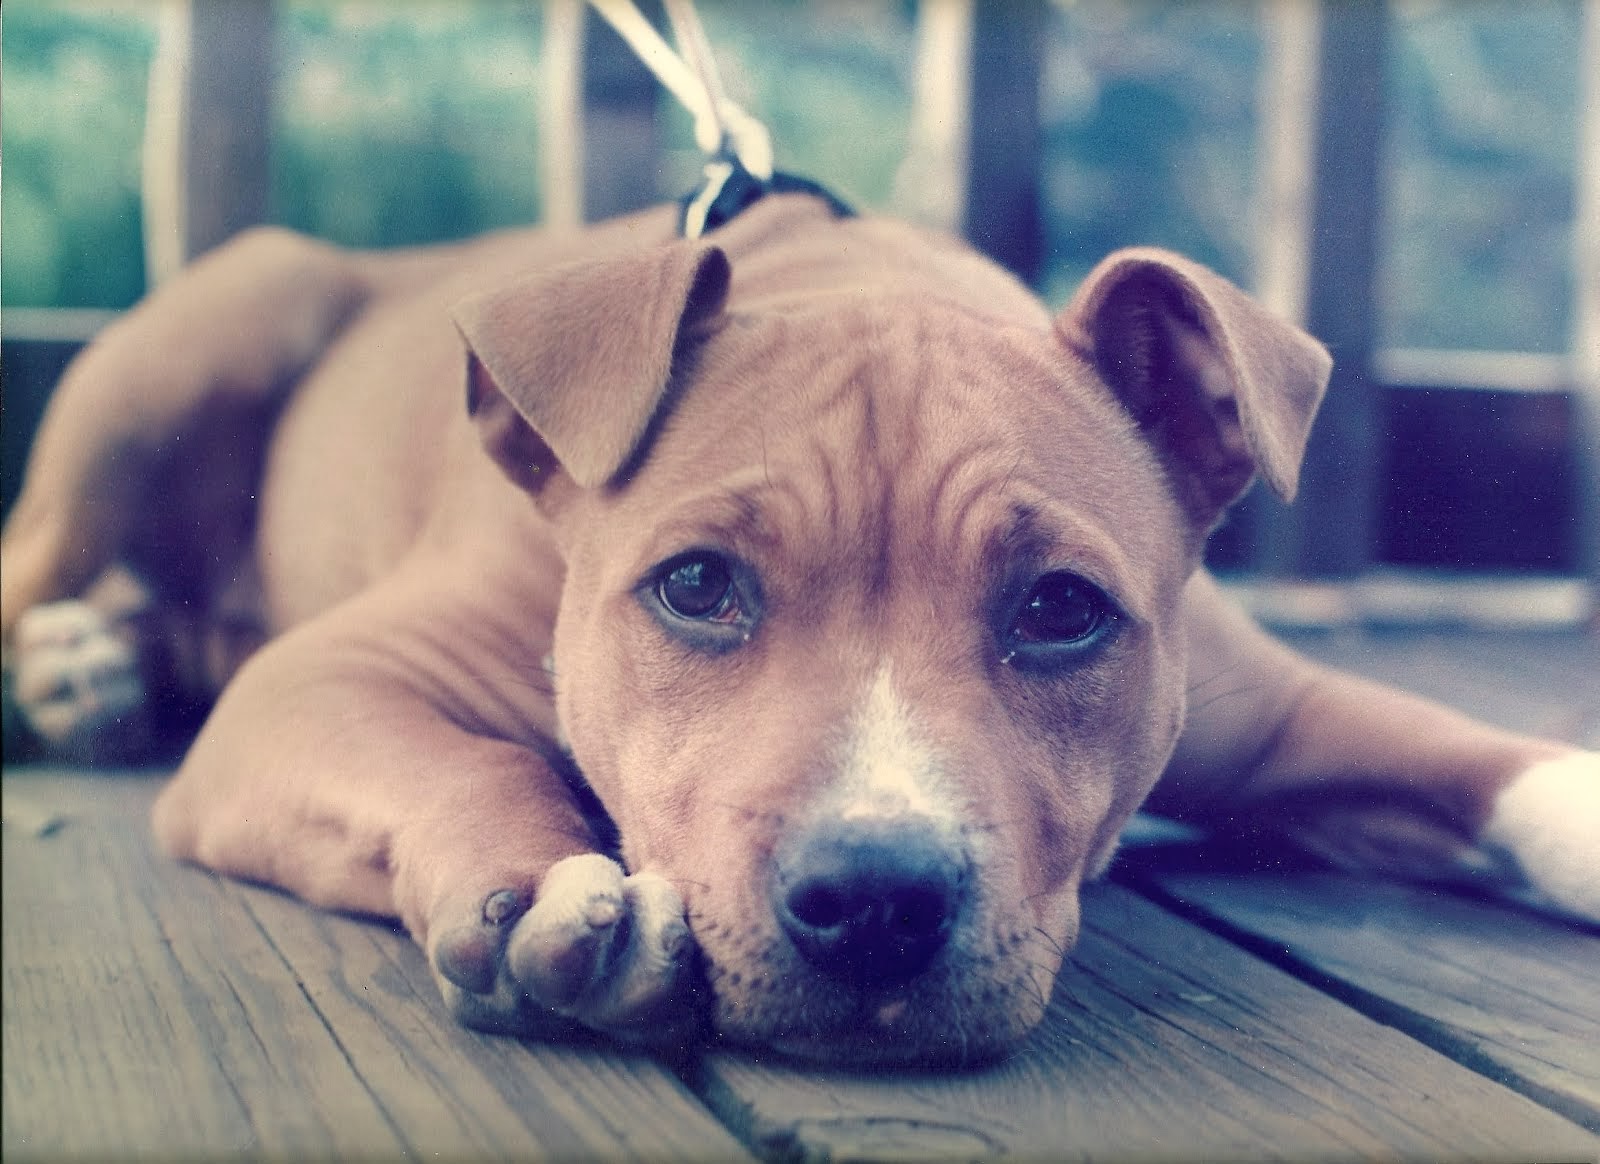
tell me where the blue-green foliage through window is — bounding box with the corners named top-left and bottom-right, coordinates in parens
top-left (272, 1), bottom-right (544, 247)
top-left (0, 0), bottom-right (1584, 359)
top-left (2, 1), bottom-right (156, 309)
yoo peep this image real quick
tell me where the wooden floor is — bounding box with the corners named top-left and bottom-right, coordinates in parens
top-left (5, 628), bottom-right (1599, 1162)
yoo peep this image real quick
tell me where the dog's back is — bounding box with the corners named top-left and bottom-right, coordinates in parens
top-left (1, 196), bottom-right (1045, 689)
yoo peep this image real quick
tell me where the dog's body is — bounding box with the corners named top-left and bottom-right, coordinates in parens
top-left (3, 193), bottom-right (1596, 1063)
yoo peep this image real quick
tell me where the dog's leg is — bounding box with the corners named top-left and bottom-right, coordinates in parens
top-left (1, 227), bottom-right (365, 637)
top-left (1156, 572), bottom-right (1599, 922)
top-left (150, 590), bottom-right (701, 1045)
top-left (2, 228), bottom-right (366, 758)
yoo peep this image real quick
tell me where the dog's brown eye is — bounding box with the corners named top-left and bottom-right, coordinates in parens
top-left (1008, 572), bottom-right (1114, 651)
top-left (656, 553), bottom-right (739, 622)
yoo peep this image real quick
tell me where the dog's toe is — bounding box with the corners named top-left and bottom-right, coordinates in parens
top-left (507, 854), bottom-right (626, 1007)
top-left (430, 885), bottom-right (572, 1037)
top-left (508, 854), bottom-right (699, 1043)
top-left (9, 600), bottom-right (148, 761)
top-left (429, 856), bottom-right (701, 1045)
top-left (433, 888), bottom-right (532, 995)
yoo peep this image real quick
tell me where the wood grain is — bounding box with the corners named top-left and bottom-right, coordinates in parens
top-left (1, 771), bottom-right (749, 1162)
top-left (8, 748), bottom-right (1599, 1162)
top-left (696, 882), bottom-right (1600, 1162)
top-left (1138, 869), bottom-right (1600, 1132)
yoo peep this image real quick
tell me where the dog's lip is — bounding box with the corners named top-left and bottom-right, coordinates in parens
top-left (718, 976), bottom-right (974, 1062)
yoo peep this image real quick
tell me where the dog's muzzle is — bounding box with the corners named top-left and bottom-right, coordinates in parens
top-left (770, 815), bottom-right (970, 986)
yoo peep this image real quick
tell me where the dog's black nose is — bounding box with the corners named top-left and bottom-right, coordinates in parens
top-left (773, 817), bottom-right (967, 986)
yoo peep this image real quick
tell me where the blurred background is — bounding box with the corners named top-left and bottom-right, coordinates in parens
top-left (2, 0), bottom-right (1597, 623)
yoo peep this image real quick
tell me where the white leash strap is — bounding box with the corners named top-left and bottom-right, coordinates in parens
top-left (582, 0), bottom-right (853, 239)
top-left (586, 0), bottom-right (773, 183)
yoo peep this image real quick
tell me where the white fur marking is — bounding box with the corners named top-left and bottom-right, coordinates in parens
top-left (837, 664), bottom-right (953, 823)
top-left (1483, 752), bottom-right (1600, 924)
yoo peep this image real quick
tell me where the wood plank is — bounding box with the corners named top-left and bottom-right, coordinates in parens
top-left (894, 0), bottom-right (974, 234)
top-left (694, 882), bottom-right (1599, 1162)
top-left (1132, 868), bottom-right (1600, 1134)
top-left (4, 773), bottom-right (403, 1160)
top-left (1118, 627), bottom-right (1600, 1130)
top-left (1, 770), bottom-right (750, 1162)
top-left (540, 0), bottom-right (586, 230)
top-left (1253, 0), bottom-right (1318, 328)
top-left (236, 883), bottom-right (751, 1162)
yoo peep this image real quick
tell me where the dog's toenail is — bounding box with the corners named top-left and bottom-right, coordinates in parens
top-left (483, 889), bottom-right (529, 926)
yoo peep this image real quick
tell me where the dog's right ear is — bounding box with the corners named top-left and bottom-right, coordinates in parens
top-left (453, 240), bottom-right (731, 494)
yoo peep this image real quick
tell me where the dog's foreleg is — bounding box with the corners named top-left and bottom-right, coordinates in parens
top-left (1156, 572), bottom-right (1598, 922)
top-left (150, 594), bottom-right (702, 1045)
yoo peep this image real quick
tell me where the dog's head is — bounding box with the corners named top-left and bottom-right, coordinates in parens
top-left (453, 206), bottom-right (1329, 1063)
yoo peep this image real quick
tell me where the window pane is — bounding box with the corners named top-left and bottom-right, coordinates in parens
top-left (272, 1), bottom-right (544, 246)
top-left (1, 0), bottom-right (157, 309)
top-left (1381, 0), bottom-right (1581, 354)
top-left (1038, 0), bottom-right (1263, 306)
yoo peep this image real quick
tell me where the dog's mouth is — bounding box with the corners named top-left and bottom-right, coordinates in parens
top-left (664, 796), bottom-right (1077, 1064)
top-left (695, 911), bottom-right (1060, 1066)
top-left (711, 973), bottom-right (1052, 1066)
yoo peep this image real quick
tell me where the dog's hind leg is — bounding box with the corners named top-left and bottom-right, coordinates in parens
top-left (1156, 571), bottom-right (1599, 923)
top-left (2, 227), bottom-right (366, 632)
top-left (1, 227), bottom-right (367, 756)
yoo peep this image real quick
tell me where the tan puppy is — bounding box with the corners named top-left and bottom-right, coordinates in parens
top-left (3, 194), bottom-right (1595, 1064)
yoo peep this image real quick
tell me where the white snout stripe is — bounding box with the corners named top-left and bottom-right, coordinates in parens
top-left (834, 664), bottom-right (958, 826)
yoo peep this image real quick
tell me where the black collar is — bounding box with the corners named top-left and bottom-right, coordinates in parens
top-left (679, 154), bottom-right (854, 238)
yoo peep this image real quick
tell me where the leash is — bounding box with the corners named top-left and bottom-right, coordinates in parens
top-left (585, 0), bottom-right (852, 238)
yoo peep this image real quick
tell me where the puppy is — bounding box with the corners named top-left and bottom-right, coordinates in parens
top-left (3, 193), bottom-right (1595, 1064)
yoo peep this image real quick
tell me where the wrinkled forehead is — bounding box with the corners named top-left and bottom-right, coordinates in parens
top-left (612, 299), bottom-right (1185, 608)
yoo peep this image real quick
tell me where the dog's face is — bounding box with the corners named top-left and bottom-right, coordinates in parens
top-left (454, 215), bottom-right (1329, 1062)
top-left (550, 302), bottom-right (1191, 1061)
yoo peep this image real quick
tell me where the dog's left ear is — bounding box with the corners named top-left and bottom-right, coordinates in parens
top-left (1057, 247), bottom-right (1331, 534)
top-left (453, 239), bottom-right (731, 493)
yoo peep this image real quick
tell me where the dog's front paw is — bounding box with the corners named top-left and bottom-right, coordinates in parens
top-left (1483, 752), bottom-right (1600, 925)
top-left (430, 854), bottom-right (702, 1046)
top-left (8, 601), bottom-right (148, 762)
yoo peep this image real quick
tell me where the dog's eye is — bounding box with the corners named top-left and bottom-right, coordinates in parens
top-left (656, 552), bottom-right (740, 622)
top-left (1004, 571), bottom-right (1117, 663)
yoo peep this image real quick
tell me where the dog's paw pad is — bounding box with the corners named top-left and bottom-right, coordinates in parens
top-left (512, 903), bottom-right (623, 1008)
top-left (1484, 752), bottom-right (1600, 925)
top-left (10, 601), bottom-right (147, 756)
top-left (431, 886), bottom-right (569, 1037)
